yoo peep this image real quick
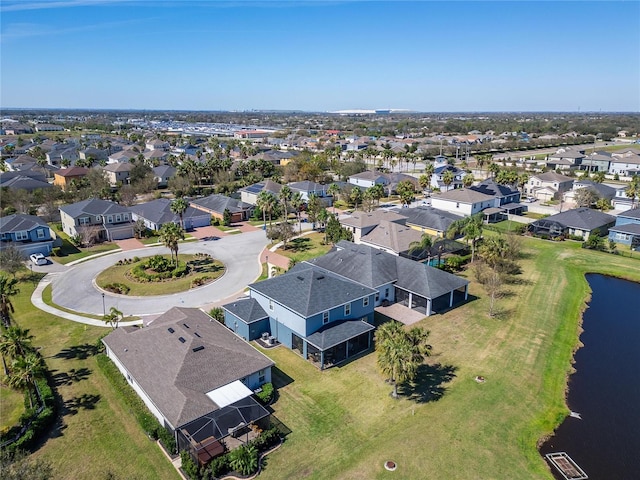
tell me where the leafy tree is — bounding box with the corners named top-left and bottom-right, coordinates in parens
top-left (447, 213), bottom-right (483, 262)
top-left (103, 306), bottom-right (123, 330)
top-left (574, 188), bottom-right (599, 207)
top-left (474, 263), bottom-right (504, 318)
top-left (223, 208), bottom-right (233, 227)
top-left (159, 222), bottom-right (185, 266)
top-left (325, 214), bottom-right (353, 244)
top-left (396, 180), bottom-right (416, 207)
top-left (591, 171), bottom-right (606, 183)
top-left (0, 274), bottom-right (19, 327)
top-left (0, 247), bottom-right (26, 277)
top-left (133, 218), bottom-right (147, 239)
top-left (208, 307), bottom-right (225, 324)
top-left (170, 197), bottom-right (189, 229)
top-left (585, 232), bottom-right (605, 251)
top-left (595, 197), bottom-right (611, 211)
top-left (267, 221), bottom-right (295, 249)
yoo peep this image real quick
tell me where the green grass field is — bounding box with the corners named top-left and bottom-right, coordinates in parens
top-left (276, 233), bottom-right (333, 263)
top-left (5, 236), bottom-right (640, 479)
top-left (49, 224), bottom-right (119, 264)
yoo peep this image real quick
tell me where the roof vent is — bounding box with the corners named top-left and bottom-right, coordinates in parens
top-left (178, 337), bottom-right (186, 343)
top-left (183, 323), bottom-right (189, 328)
top-left (297, 276), bottom-right (304, 281)
top-left (192, 346), bottom-right (204, 352)
top-left (317, 275), bottom-right (325, 280)
top-left (168, 328), bottom-right (175, 333)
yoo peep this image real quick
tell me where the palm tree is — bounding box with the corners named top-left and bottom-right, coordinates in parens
top-left (0, 274), bottom-right (19, 328)
top-left (170, 197), bottom-right (189, 229)
top-left (625, 175), bottom-right (640, 208)
top-left (350, 186), bottom-right (363, 210)
top-left (447, 213), bottom-right (483, 262)
top-left (327, 183), bottom-right (340, 213)
top-left (0, 327), bottom-right (34, 376)
top-left (279, 185), bottom-right (292, 222)
top-left (259, 191), bottom-right (278, 227)
top-left (290, 192), bottom-right (303, 232)
top-left (408, 233), bottom-right (433, 260)
top-left (463, 173), bottom-right (475, 187)
top-left (7, 352), bottom-right (45, 408)
top-left (103, 306), bottom-right (124, 330)
top-left (370, 183), bottom-right (385, 206)
top-left (229, 444), bottom-right (258, 476)
top-left (159, 222), bottom-right (185, 266)
top-left (442, 170), bottom-right (454, 191)
top-left (256, 191), bottom-right (271, 229)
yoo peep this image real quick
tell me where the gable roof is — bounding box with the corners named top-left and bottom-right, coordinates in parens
top-left (54, 166), bottom-right (89, 177)
top-left (531, 171), bottom-right (574, 183)
top-left (0, 174), bottom-right (52, 191)
top-left (152, 165), bottom-right (177, 177)
top-left (249, 265), bottom-right (376, 317)
top-left (348, 170), bottom-right (389, 183)
top-left (360, 219), bottom-right (423, 254)
top-left (435, 188), bottom-right (495, 204)
top-left (190, 194), bottom-right (252, 215)
top-left (129, 198), bottom-right (208, 225)
top-left (471, 178), bottom-right (519, 197)
top-left (339, 209), bottom-right (406, 229)
top-left (240, 179), bottom-right (282, 196)
top-left (400, 206), bottom-right (462, 232)
top-left (0, 214), bottom-right (49, 234)
top-left (103, 162), bottom-right (133, 173)
top-left (59, 198), bottom-right (129, 218)
top-left (618, 207), bottom-right (640, 220)
top-left (102, 307), bottom-right (274, 428)
top-left (536, 207), bottom-right (615, 231)
top-left (288, 180), bottom-right (327, 193)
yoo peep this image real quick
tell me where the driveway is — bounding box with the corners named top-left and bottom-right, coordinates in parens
top-left (50, 230), bottom-right (269, 317)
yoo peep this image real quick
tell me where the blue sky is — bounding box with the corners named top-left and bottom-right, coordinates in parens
top-left (1, 1), bottom-right (639, 112)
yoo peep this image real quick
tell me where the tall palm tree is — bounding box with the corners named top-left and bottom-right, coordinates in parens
top-left (0, 274), bottom-right (19, 328)
top-left (279, 185), bottom-right (292, 222)
top-left (256, 191), bottom-right (271, 229)
top-left (159, 222), bottom-right (185, 266)
top-left (291, 192), bottom-right (304, 233)
top-left (625, 175), bottom-right (640, 208)
top-left (463, 173), bottom-right (475, 188)
top-left (447, 213), bottom-right (483, 262)
top-left (0, 327), bottom-right (34, 376)
top-left (170, 197), bottom-right (189, 229)
top-left (408, 233), bottom-right (433, 260)
top-left (327, 183), bottom-right (340, 214)
top-left (7, 352), bottom-right (45, 408)
top-left (442, 170), bottom-right (454, 190)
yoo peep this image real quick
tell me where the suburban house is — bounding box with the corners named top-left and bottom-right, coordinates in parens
top-left (46, 146), bottom-right (79, 166)
top-left (0, 214), bottom-right (55, 257)
top-left (339, 209), bottom-right (407, 243)
top-left (528, 207), bottom-right (616, 240)
top-left (0, 171), bottom-right (52, 192)
top-left (129, 198), bottom-right (211, 232)
top-left (563, 179), bottom-right (616, 206)
top-left (79, 147), bottom-right (109, 162)
top-left (608, 208), bottom-right (640, 250)
top-left (612, 187), bottom-right (636, 211)
top-left (430, 165), bottom-right (465, 192)
top-left (59, 198), bottom-right (134, 241)
top-left (348, 171), bottom-right (390, 190)
top-left (288, 181), bottom-right (332, 205)
top-left (359, 219), bottom-right (424, 257)
top-left (108, 149), bottom-right (138, 164)
top-left (608, 153), bottom-right (640, 176)
top-left (102, 307), bottom-right (274, 466)
top-left (239, 180), bottom-right (282, 205)
top-left (430, 188), bottom-right (495, 216)
top-left (224, 265), bottom-right (377, 370)
top-left (190, 194), bottom-right (253, 223)
top-left (397, 206), bottom-right (462, 237)
top-left (307, 241), bottom-right (469, 318)
top-left (103, 162), bottom-right (133, 186)
top-left (525, 172), bottom-right (574, 201)
top-left (579, 152), bottom-right (612, 173)
top-left (153, 165), bottom-right (177, 187)
top-left (145, 139), bottom-right (170, 151)
top-left (53, 167), bottom-right (90, 192)
top-left (546, 150), bottom-right (585, 171)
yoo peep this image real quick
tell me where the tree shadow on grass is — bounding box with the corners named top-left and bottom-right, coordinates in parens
top-left (53, 344), bottom-right (99, 360)
top-left (397, 363), bottom-right (457, 403)
top-left (51, 367), bottom-right (92, 387)
top-left (62, 393), bottom-right (101, 416)
top-left (287, 237), bottom-right (311, 253)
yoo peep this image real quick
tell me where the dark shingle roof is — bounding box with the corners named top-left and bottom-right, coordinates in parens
top-left (190, 194), bottom-right (251, 215)
top-left (306, 320), bottom-right (375, 350)
top-left (59, 198), bottom-right (129, 218)
top-left (0, 214), bottom-right (49, 233)
top-left (537, 207), bottom-right (616, 231)
top-left (618, 208), bottom-right (640, 220)
top-left (0, 175), bottom-right (52, 191)
top-left (102, 307), bottom-right (274, 428)
top-left (609, 223), bottom-right (640, 235)
top-left (471, 178), bottom-right (519, 197)
top-left (129, 198), bottom-right (208, 226)
top-left (400, 206), bottom-right (461, 233)
top-left (223, 298), bottom-right (268, 323)
top-left (249, 265), bottom-right (376, 317)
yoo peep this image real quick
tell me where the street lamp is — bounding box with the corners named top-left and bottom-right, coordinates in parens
top-left (102, 293), bottom-right (106, 317)
top-left (265, 255), bottom-right (269, 278)
top-left (28, 262), bottom-right (34, 284)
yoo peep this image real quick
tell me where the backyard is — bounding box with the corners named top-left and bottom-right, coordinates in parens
top-left (4, 236), bottom-right (640, 479)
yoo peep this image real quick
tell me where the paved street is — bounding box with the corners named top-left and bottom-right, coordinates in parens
top-left (49, 229), bottom-right (269, 317)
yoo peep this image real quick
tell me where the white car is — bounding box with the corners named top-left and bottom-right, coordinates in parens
top-left (30, 253), bottom-right (48, 266)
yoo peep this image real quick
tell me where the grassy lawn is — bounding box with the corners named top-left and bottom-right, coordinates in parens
top-left (1, 385), bottom-right (25, 431)
top-left (256, 237), bottom-right (640, 480)
top-left (9, 274), bottom-right (178, 480)
top-left (49, 223), bottom-right (119, 265)
top-left (276, 232), bottom-right (333, 263)
top-left (95, 254), bottom-right (225, 296)
top-left (41, 285), bottom-right (139, 322)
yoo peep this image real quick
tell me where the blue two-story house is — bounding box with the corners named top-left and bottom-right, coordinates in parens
top-left (223, 265), bottom-right (377, 369)
top-left (608, 207), bottom-right (640, 250)
top-left (0, 214), bottom-right (55, 257)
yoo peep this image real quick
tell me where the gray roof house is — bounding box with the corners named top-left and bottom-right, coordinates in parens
top-left (190, 194), bottom-right (253, 222)
top-left (528, 207), bottom-right (616, 240)
top-left (59, 198), bottom-right (134, 241)
top-left (239, 180), bottom-right (283, 206)
top-left (102, 307), bottom-right (273, 466)
top-left (0, 214), bottom-right (56, 257)
top-left (359, 219), bottom-right (424, 257)
top-left (400, 206), bottom-right (462, 237)
top-left (129, 198), bottom-right (211, 231)
top-left (339, 209), bottom-right (407, 243)
top-left (0, 171), bottom-right (52, 192)
top-left (152, 165), bottom-right (177, 187)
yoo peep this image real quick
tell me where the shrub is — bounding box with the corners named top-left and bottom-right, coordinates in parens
top-left (157, 427), bottom-right (176, 454)
top-left (180, 451), bottom-right (200, 480)
top-left (209, 453), bottom-right (231, 478)
top-left (229, 444), bottom-right (258, 476)
top-left (104, 283), bottom-right (130, 294)
top-left (147, 255), bottom-right (172, 272)
top-left (208, 307), bottom-right (224, 324)
top-left (190, 276), bottom-right (210, 288)
top-left (251, 426), bottom-right (281, 451)
top-left (255, 383), bottom-right (274, 405)
top-left (172, 264), bottom-right (189, 278)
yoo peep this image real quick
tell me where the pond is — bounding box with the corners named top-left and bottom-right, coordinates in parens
top-left (539, 274), bottom-right (640, 480)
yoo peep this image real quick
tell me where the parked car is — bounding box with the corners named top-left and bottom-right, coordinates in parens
top-left (30, 253), bottom-right (48, 266)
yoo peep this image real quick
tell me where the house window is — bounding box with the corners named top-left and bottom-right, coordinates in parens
top-left (124, 214), bottom-right (129, 221)
top-left (79, 217), bottom-right (90, 225)
top-left (36, 229), bottom-right (45, 239)
top-left (323, 311), bottom-right (329, 324)
top-left (95, 216), bottom-right (101, 222)
top-left (385, 288), bottom-right (389, 298)
top-left (258, 369), bottom-right (266, 383)
top-left (107, 215), bottom-right (113, 223)
top-left (375, 292), bottom-right (380, 302)
top-left (269, 300), bottom-right (274, 311)
top-left (363, 297), bottom-right (369, 307)
top-left (15, 231), bottom-right (28, 241)
top-left (345, 303), bottom-right (351, 316)
top-left (116, 214), bottom-right (122, 222)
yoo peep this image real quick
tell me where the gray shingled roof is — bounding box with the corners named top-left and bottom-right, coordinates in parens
top-left (398, 206), bottom-right (461, 233)
top-left (537, 207), bottom-right (616, 231)
top-left (0, 214), bottom-right (49, 233)
top-left (0, 175), bottom-right (52, 191)
top-left (102, 307), bottom-right (274, 428)
top-left (190, 194), bottom-right (251, 215)
top-left (339, 209), bottom-right (407, 229)
top-left (609, 223), bottom-right (640, 235)
top-left (59, 198), bottom-right (129, 218)
top-left (306, 320), bottom-right (375, 350)
top-left (532, 171), bottom-right (574, 183)
top-left (249, 265), bottom-right (376, 317)
top-left (360, 220), bottom-right (423, 254)
top-left (223, 298), bottom-right (268, 323)
top-left (435, 188), bottom-right (495, 203)
top-left (288, 180), bottom-right (326, 193)
top-left (471, 178), bottom-right (519, 198)
top-left (128, 198), bottom-right (208, 226)
top-left (618, 208), bottom-right (640, 220)
top-left (394, 261), bottom-right (469, 299)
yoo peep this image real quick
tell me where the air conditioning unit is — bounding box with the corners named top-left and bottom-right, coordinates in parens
top-left (268, 336), bottom-right (275, 346)
top-left (261, 332), bottom-right (269, 341)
